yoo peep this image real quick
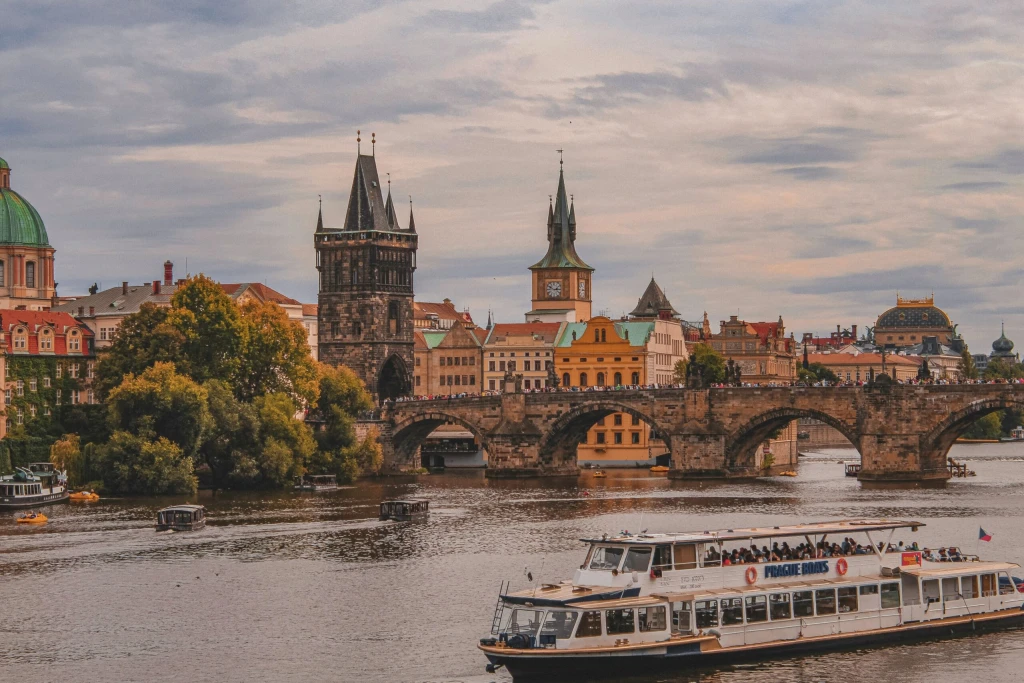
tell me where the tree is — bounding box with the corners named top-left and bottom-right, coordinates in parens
top-left (798, 362), bottom-right (840, 384)
top-left (958, 349), bottom-right (979, 380)
top-left (962, 412), bottom-right (1002, 440)
top-left (682, 343), bottom-right (727, 387)
top-left (199, 380), bottom-right (260, 488)
top-left (49, 434), bottom-right (83, 487)
top-left (106, 362), bottom-right (211, 459)
top-left (167, 274), bottom-right (242, 384)
top-left (672, 359), bottom-right (687, 384)
top-left (310, 363), bottom-right (378, 482)
top-left (96, 430), bottom-right (197, 495)
top-left (95, 303), bottom-right (186, 399)
top-left (984, 357), bottom-right (1024, 381)
top-left (234, 299), bottom-right (319, 404)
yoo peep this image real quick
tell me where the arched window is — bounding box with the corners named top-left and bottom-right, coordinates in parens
top-left (596, 372), bottom-right (605, 386)
top-left (631, 371), bottom-right (640, 385)
top-left (25, 262), bottom-right (35, 288)
top-left (594, 329), bottom-right (600, 342)
top-left (562, 372), bottom-right (570, 387)
top-left (579, 372), bottom-right (588, 387)
top-left (387, 301), bottom-right (400, 336)
top-left (614, 372), bottom-right (622, 386)
top-left (68, 329), bottom-right (80, 352)
top-left (39, 328), bottom-right (53, 351)
top-left (601, 329), bottom-right (606, 342)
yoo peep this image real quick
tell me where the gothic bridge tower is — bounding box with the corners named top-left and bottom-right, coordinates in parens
top-left (315, 137), bottom-right (417, 402)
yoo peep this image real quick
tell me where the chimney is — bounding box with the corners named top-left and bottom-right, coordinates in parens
top-left (852, 324), bottom-right (858, 339)
top-left (164, 260), bottom-right (173, 286)
top-left (89, 306), bottom-right (94, 316)
top-left (153, 280), bottom-right (161, 295)
top-left (122, 281), bottom-right (128, 295)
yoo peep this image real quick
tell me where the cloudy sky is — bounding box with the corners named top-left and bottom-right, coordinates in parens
top-left (2, 0), bottom-right (1022, 348)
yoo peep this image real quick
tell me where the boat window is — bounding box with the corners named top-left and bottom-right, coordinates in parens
top-left (671, 601), bottom-right (691, 633)
top-left (769, 593), bottom-right (791, 620)
top-left (702, 544), bottom-right (722, 567)
top-left (859, 584), bottom-right (879, 595)
top-left (622, 547), bottom-right (653, 573)
top-left (540, 611), bottom-right (579, 639)
top-left (745, 595), bottom-right (768, 623)
top-left (652, 544), bottom-right (673, 570)
top-left (695, 600), bottom-right (718, 628)
top-left (942, 577), bottom-right (959, 602)
top-left (881, 582), bottom-right (901, 608)
top-left (508, 609), bottom-right (544, 636)
top-left (998, 572), bottom-right (1016, 595)
top-left (720, 597), bottom-right (743, 626)
top-left (815, 589), bottom-right (836, 615)
top-left (793, 591), bottom-right (814, 617)
top-left (981, 574), bottom-right (997, 597)
top-left (922, 579), bottom-right (940, 604)
top-left (575, 611), bottom-right (603, 638)
top-left (962, 575), bottom-right (979, 599)
top-left (674, 543), bottom-right (698, 570)
top-left (638, 606), bottom-right (667, 632)
top-left (588, 546), bottom-right (624, 570)
top-left (838, 587), bottom-right (858, 613)
top-left (605, 608), bottom-right (635, 635)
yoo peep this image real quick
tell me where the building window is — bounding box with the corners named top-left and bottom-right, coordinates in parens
top-left (614, 432), bottom-right (623, 444)
top-left (596, 372), bottom-right (605, 386)
top-left (43, 376), bottom-right (50, 388)
top-left (72, 390), bottom-right (80, 405)
top-left (562, 372), bottom-right (570, 387)
top-left (415, 357), bottom-right (421, 367)
top-left (29, 378), bottom-right (36, 392)
top-left (499, 361), bottom-right (506, 371)
top-left (40, 329), bottom-right (52, 350)
top-left (56, 389), bottom-right (62, 403)
top-left (579, 372), bottom-right (588, 387)
top-left (489, 380), bottom-right (495, 390)
top-left (508, 361), bottom-right (516, 372)
top-left (596, 432), bottom-right (606, 444)
top-left (523, 379), bottom-right (530, 389)
top-left (16, 380), bottom-right (23, 396)
top-left (69, 331), bottom-right (81, 352)
top-left (415, 376), bottom-right (421, 387)
top-left (534, 361), bottom-right (541, 371)
top-left (25, 262), bottom-right (35, 288)
top-left (87, 389), bottom-right (94, 404)
top-left (614, 372), bottom-right (622, 386)
top-left (631, 432), bottom-right (641, 444)
top-left (614, 414), bottom-right (622, 426)
top-left (70, 363), bottom-right (80, 379)
top-left (632, 372), bottom-right (640, 384)
top-left (44, 406), bottom-right (50, 417)
top-left (16, 408), bottom-right (23, 425)
top-left (14, 328), bottom-right (26, 350)
top-left (4, 389), bottom-right (9, 405)
top-left (29, 405), bottom-right (36, 418)
top-left (489, 361), bottom-right (495, 371)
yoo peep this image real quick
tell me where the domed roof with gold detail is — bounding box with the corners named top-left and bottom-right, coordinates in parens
top-left (875, 295), bottom-right (950, 329)
top-left (0, 158), bottom-right (51, 247)
top-left (993, 324), bottom-right (1015, 355)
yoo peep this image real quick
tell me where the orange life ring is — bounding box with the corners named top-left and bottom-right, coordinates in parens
top-left (836, 558), bottom-right (849, 576)
top-left (745, 566), bottom-right (757, 584)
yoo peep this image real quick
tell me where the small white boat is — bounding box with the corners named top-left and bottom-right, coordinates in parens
top-left (156, 504), bottom-right (206, 531)
top-left (479, 519), bottom-right (1024, 679)
top-left (294, 474), bottom-right (339, 491)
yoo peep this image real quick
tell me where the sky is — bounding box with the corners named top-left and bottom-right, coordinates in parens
top-left (1, 0), bottom-right (1022, 350)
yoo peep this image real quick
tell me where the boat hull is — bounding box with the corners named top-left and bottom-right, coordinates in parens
top-left (0, 490), bottom-right (69, 510)
top-left (484, 608), bottom-right (1024, 680)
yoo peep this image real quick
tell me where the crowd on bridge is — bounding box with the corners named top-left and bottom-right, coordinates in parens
top-left (385, 377), bottom-right (1024, 404)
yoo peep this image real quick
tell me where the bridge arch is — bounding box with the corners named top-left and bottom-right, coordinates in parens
top-left (921, 397), bottom-right (1024, 470)
top-left (538, 400), bottom-right (670, 469)
top-left (390, 411), bottom-right (489, 468)
top-left (725, 407), bottom-right (859, 472)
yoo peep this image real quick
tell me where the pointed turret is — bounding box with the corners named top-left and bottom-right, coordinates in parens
top-left (343, 154), bottom-right (390, 232)
top-left (529, 162), bottom-right (593, 272)
top-left (486, 309), bottom-right (493, 329)
top-left (384, 186), bottom-right (400, 229)
top-left (315, 196), bottom-right (324, 233)
top-left (629, 277), bottom-right (679, 319)
top-left (407, 198), bottom-right (417, 233)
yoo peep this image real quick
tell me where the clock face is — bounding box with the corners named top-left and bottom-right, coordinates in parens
top-left (578, 280), bottom-right (586, 298)
top-left (546, 280), bottom-right (562, 298)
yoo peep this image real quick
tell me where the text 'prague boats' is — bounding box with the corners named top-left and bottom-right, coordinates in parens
top-left (479, 520), bottom-right (1024, 680)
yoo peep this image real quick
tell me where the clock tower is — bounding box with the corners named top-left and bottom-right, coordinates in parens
top-left (526, 160), bottom-right (594, 323)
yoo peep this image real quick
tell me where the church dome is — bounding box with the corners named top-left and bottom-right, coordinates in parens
top-left (875, 302), bottom-right (950, 329)
top-left (993, 325), bottom-right (1014, 354)
top-left (0, 160), bottom-right (51, 247)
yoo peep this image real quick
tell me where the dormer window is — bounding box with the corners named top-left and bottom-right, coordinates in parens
top-left (40, 328), bottom-right (53, 351)
top-left (68, 329), bottom-right (81, 352)
top-left (13, 326), bottom-right (27, 350)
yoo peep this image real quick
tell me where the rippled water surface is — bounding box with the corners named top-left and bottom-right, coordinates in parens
top-left (4, 443), bottom-right (1024, 682)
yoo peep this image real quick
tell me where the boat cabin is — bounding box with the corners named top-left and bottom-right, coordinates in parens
top-left (294, 474), bottom-right (338, 491)
top-left (156, 504), bottom-right (206, 531)
top-left (379, 499), bottom-right (430, 522)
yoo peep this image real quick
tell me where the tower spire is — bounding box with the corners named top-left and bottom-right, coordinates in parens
top-left (316, 194), bottom-right (323, 232)
top-left (408, 196), bottom-right (416, 233)
top-left (357, 130), bottom-right (361, 154)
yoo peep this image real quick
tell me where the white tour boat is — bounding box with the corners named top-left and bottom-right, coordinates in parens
top-left (0, 463), bottom-right (69, 509)
top-left (479, 519), bottom-right (1024, 680)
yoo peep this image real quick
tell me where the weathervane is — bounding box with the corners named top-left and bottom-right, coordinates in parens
top-left (556, 148), bottom-right (564, 166)
top-left (357, 130), bottom-right (361, 154)
top-left (372, 132), bottom-right (376, 156)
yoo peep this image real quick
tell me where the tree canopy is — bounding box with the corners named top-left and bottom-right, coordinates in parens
top-left (681, 343), bottom-right (726, 387)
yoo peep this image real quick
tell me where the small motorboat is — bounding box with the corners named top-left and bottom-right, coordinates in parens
top-left (779, 471), bottom-right (797, 477)
top-left (17, 512), bottom-right (47, 524)
top-left (69, 491), bottom-right (100, 501)
top-left (650, 465), bottom-right (670, 473)
top-left (379, 499), bottom-right (430, 522)
top-left (593, 471), bottom-right (607, 478)
top-left (156, 504), bottom-right (206, 531)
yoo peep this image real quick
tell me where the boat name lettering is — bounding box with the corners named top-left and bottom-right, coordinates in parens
top-left (763, 561), bottom-right (829, 578)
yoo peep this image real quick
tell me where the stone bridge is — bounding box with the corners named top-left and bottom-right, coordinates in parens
top-left (373, 385), bottom-right (1024, 481)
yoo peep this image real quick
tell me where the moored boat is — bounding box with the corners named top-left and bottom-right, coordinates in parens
top-left (69, 491), bottom-right (100, 502)
top-left (294, 474), bottom-right (339, 491)
top-left (156, 504), bottom-right (206, 531)
top-left (0, 463), bottom-right (69, 509)
top-left (479, 519), bottom-right (1024, 679)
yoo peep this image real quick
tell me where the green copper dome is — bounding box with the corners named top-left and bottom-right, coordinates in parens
top-left (0, 161), bottom-right (50, 247)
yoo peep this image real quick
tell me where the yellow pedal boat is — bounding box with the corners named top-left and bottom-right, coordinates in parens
top-left (17, 513), bottom-right (47, 524)
top-left (69, 491), bottom-right (100, 501)
top-left (592, 471), bottom-right (607, 478)
top-left (649, 465), bottom-right (670, 473)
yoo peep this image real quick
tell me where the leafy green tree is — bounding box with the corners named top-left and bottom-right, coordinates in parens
top-left (167, 274), bottom-right (243, 384)
top-left (962, 412), bottom-right (1002, 440)
top-left (106, 362), bottom-right (211, 459)
top-left (49, 434), bottom-right (83, 487)
top-left (682, 343), bottom-right (727, 387)
top-left (984, 357), bottom-right (1024, 381)
top-left (958, 349), bottom-right (979, 380)
top-left (96, 430), bottom-right (197, 495)
top-left (235, 299), bottom-right (319, 404)
top-left (228, 393), bottom-right (316, 488)
top-left (672, 359), bottom-right (687, 384)
top-left (310, 363), bottom-right (378, 482)
top-left (95, 303), bottom-right (186, 399)
top-left (199, 380), bottom-right (260, 487)
top-left (798, 362), bottom-right (840, 384)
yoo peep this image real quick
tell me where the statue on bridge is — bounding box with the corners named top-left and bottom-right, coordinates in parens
top-left (547, 364), bottom-right (560, 389)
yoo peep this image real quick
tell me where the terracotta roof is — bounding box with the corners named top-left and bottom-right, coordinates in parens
top-left (222, 282), bottom-right (302, 306)
top-left (414, 330), bottom-right (428, 351)
top-left (471, 327), bottom-right (488, 344)
top-left (807, 353), bottom-right (920, 367)
top-left (0, 310), bottom-right (93, 356)
top-left (486, 322), bottom-right (562, 344)
top-left (414, 300), bottom-right (473, 324)
top-left (302, 303), bottom-right (317, 317)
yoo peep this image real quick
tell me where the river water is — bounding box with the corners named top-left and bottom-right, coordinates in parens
top-left (4, 443), bottom-right (1024, 682)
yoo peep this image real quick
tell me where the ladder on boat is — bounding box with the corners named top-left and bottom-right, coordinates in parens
top-left (490, 581), bottom-right (509, 635)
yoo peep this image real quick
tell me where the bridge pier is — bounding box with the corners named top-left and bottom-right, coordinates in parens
top-left (665, 433), bottom-right (757, 479)
top-left (858, 434), bottom-right (950, 482)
